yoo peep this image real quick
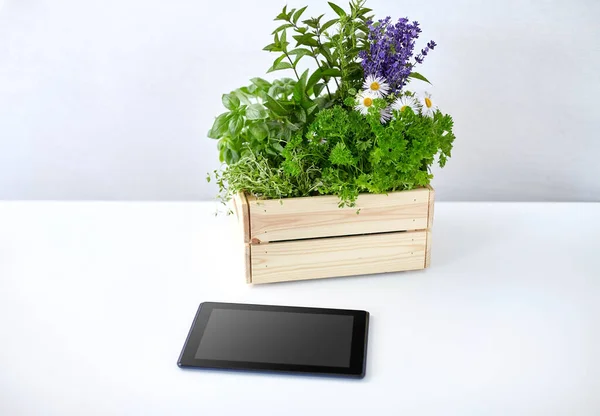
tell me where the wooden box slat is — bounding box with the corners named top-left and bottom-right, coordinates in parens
top-left (250, 230), bottom-right (427, 284)
top-left (247, 187), bottom-right (430, 243)
top-left (233, 187), bottom-right (435, 284)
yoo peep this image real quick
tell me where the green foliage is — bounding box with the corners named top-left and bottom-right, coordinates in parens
top-left (208, 0), bottom-right (373, 166)
top-left (214, 104), bottom-right (455, 207)
top-left (206, 1), bottom-right (456, 207)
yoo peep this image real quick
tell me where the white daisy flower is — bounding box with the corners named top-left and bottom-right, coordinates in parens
top-left (380, 107), bottom-right (392, 124)
top-left (363, 74), bottom-right (390, 98)
top-left (420, 92), bottom-right (436, 117)
top-left (391, 95), bottom-right (420, 115)
top-left (355, 91), bottom-right (376, 115)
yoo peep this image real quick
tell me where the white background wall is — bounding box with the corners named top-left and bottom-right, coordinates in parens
top-left (0, 0), bottom-right (599, 201)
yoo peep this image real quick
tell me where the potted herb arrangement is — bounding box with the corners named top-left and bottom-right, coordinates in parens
top-left (208, 1), bottom-right (456, 284)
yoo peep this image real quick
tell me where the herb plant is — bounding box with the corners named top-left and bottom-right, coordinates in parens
top-left (208, 0), bottom-right (456, 207)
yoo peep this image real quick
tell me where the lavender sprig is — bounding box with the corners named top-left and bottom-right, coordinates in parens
top-left (359, 17), bottom-right (436, 94)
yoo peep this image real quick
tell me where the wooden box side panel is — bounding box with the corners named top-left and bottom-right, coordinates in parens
top-left (232, 192), bottom-right (252, 282)
top-left (250, 230), bottom-right (427, 284)
top-left (232, 191), bottom-right (250, 244)
top-left (247, 187), bottom-right (431, 243)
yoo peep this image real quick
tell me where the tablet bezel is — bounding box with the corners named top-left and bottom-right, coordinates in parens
top-left (177, 302), bottom-right (369, 378)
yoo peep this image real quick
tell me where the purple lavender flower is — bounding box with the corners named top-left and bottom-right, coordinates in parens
top-left (359, 17), bottom-right (436, 94)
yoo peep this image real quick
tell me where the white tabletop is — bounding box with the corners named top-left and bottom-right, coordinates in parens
top-left (0, 201), bottom-right (599, 415)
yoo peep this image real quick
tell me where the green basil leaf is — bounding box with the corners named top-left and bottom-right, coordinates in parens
top-left (228, 115), bottom-right (243, 137)
top-left (250, 77), bottom-right (272, 91)
top-left (271, 142), bottom-right (284, 153)
top-left (221, 94), bottom-right (240, 110)
top-left (207, 112), bottom-right (231, 139)
top-left (249, 122), bottom-right (269, 140)
top-left (234, 90), bottom-right (252, 105)
top-left (264, 95), bottom-right (289, 116)
top-left (246, 103), bottom-right (268, 120)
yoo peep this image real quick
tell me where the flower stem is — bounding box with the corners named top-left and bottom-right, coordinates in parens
top-left (284, 51), bottom-right (300, 80)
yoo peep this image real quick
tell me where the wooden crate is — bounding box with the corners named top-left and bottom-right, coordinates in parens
top-left (231, 186), bottom-right (435, 284)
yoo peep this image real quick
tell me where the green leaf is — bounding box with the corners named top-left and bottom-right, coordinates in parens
top-left (221, 94), bottom-right (240, 110)
top-left (306, 68), bottom-right (323, 91)
top-left (408, 72), bottom-right (432, 85)
top-left (327, 2), bottom-right (346, 17)
top-left (313, 83), bottom-right (325, 97)
top-left (288, 48), bottom-right (312, 58)
top-left (272, 142), bottom-right (284, 153)
top-left (288, 48), bottom-right (312, 66)
top-left (293, 83), bottom-right (303, 103)
top-left (280, 29), bottom-right (287, 45)
top-left (296, 108), bottom-right (307, 123)
top-left (329, 142), bottom-right (354, 166)
top-left (275, 5), bottom-right (288, 21)
top-left (320, 18), bottom-right (337, 32)
top-left (292, 6), bottom-right (307, 24)
top-left (250, 77), bottom-right (271, 91)
top-left (272, 54), bottom-right (286, 67)
top-left (207, 112), bottom-right (231, 139)
top-left (267, 61), bottom-right (293, 73)
top-left (246, 104), bottom-right (268, 120)
top-left (264, 95), bottom-right (289, 116)
top-left (302, 15), bottom-right (324, 29)
top-left (306, 103), bottom-right (319, 115)
top-left (228, 114), bottom-right (243, 137)
top-left (292, 69), bottom-right (309, 103)
top-left (233, 89), bottom-right (252, 105)
top-left (249, 122), bottom-right (269, 140)
top-left (271, 23), bottom-right (293, 34)
top-left (262, 43), bottom-right (282, 52)
top-left (317, 45), bottom-right (334, 63)
top-left (293, 34), bottom-right (319, 47)
top-left (321, 68), bottom-right (343, 77)
top-left (303, 18), bottom-right (318, 29)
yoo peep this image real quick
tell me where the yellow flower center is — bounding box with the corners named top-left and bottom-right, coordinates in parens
top-left (425, 97), bottom-right (432, 108)
top-left (400, 105), bottom-right (407, 112)
top-left (363, 97), bottom-right (373, 107)
top-left (370, 82), bottom-right (380, 91)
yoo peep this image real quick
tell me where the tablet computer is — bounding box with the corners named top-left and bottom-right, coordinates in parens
top-left (178, 302), bottom-right (369, 378)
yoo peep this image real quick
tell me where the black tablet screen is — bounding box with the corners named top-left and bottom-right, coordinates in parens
top-left (178, 302), bottom-right (369, 378)
top-left (195, 308), bottom-right (354, 367)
